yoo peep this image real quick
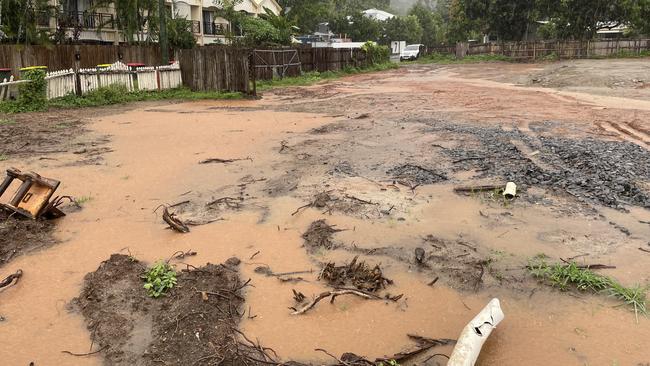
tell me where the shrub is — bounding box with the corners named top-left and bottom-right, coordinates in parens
top-left (16, 68), bottom-right (47, 112)
top-left (361, 41), bottom-right (390, 66)
top-left (239, 17), bottom-right (287, 47)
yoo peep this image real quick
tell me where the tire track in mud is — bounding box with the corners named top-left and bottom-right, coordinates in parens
top-left (596, 120), bottom-right (650, 148)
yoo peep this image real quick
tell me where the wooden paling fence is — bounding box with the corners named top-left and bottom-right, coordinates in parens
top-left (176, 46), bottom-right (251, 93)
top-left (441, 39), bottom-right (650, 61)
top-left (252, 47), bottom-right (370, 81)
top-left (0, 44), bottom-right (162, 78)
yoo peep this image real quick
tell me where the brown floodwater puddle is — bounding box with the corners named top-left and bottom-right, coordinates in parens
top-left (1, 75), bottom-right (649, 366)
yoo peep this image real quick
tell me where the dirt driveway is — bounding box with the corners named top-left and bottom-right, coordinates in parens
top-left (1, 59), bottom-right (649, 366)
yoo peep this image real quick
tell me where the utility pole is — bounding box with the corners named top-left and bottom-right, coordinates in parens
top-left (159, 0), bottom-right (169, 64)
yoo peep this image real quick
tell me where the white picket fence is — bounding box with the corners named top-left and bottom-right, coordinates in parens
top-left (2, 61), bottom-right (183, 101)
top-left (0, 75), bottom-right (30, 101)
top-left (157, 62), bottom-right (183, 90)
top-left (136, 62), bottom-right (183, 91)
top-left (78, 61), bottom-right (134, 94)
top-left (45, 69), bottom-right (76, 99)
top-left (135, 66), bottom-right (158, 91)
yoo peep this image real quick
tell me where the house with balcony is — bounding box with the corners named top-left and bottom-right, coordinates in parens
top-left (36, 0), bottom-right (281, 45)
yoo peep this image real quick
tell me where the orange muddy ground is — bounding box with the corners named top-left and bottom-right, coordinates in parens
top-left (1, 60), bottom-right (650, 366)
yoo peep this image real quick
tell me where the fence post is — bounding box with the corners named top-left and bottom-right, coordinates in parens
top-left (74, 45), bottom-right (82, 96)
top-left (249, 49), bottom-right (256, 97)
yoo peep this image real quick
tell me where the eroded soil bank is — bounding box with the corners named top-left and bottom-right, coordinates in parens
top-left (1, 60), bottom-right (650, 366)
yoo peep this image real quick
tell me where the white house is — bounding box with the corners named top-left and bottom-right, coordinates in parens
top-left (362, 8), bottom-right (395, 22)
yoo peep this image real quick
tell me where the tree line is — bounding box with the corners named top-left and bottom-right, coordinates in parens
top-left (2, 0), bottom-right (649, 47)
top-left (282, 0), bottom-right (650, 46)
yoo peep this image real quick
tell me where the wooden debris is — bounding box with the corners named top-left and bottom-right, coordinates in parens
top-left (173, 250), bottom-right (197, 259)
top-left (0, 269), bottom-right (22, 289)
top-left (290, 289), bottom-right (381, 315)
top-left (162, 206), bottom-right (190, 233)
top-left (559, 258), bottom-right (616, 269)
top-left (376, 335), bottom-right (455, 363)
top-left (453, 184), bottom-right (504, 194)
top-left (199, 157), bottom-right (252, 164)
top-left (206, 197), bottom-right (242, 209)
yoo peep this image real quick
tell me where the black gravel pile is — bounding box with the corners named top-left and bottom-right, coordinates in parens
top-left (428, 123), bottom-right (650, 209)
top-left (387, 164), bottom-right (448, 185)
top-left (538, 137), bottom-right (650, 208)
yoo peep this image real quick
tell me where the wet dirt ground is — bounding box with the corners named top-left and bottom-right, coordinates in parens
top-left (1, 59), bottom-right (650, 366)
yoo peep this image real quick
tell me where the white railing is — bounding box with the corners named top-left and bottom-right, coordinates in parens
top-left (3, 61), bottom-right (184, 101)
top-left (157, 62), bottom-right (183, 90)
top-left (135, 66), bottom-right (158, 91)
top-left (78, 61), bottom-right (134, 94)
top-left (45, 69), bottom-right (76, 99)
top-left (136, 61), bottom-right (183, 91)
top-left (0, 76), bottom-right (30, 101)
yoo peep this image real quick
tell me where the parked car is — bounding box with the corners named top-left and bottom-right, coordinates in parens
top-left (400, 44), bottom-right (424, 61)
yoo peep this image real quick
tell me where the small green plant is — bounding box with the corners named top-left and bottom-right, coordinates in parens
top-left (539, 52), bottom-right (559, 61)
top-left (0, 118), bottom-right (16, 125)
top-left (528, 257), bottom-right (647, 320)
top-left (142, 261), bottom-right (177, 298)
top-left (378, 360), bottom-right (400, 366)
top-left (75, 195), bottom-right (93, 206)
top-left (0, 153), bottom-right (8, 161)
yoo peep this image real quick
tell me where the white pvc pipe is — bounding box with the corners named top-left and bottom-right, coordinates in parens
top-left (448, 298), bottom-right (505, 366)
top-left (503, 182), bottom-right (517, 199)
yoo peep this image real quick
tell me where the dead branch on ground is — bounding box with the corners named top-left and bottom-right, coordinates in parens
top-left (162, 206), bottom-right (190, 233)
top-left (290, 289), bottom-right (381, 315)
top-left (376, 335), bottom-right (455, 363)
top-left (206, 197), bottom-right (242, 209)
top-left (199, 157), bottom-right (252, 164)
top-left (61, 345), bottom-right (107, 357)
top-left (559, 258), bottom-right (616, 269)
top-left (0, 269), bottom-right (23, 289)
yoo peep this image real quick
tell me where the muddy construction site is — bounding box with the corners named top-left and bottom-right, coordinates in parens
top-left (1, 59), bottom-right (650, 366)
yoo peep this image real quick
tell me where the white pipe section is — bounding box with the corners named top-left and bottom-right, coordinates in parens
top-left (448, 298), bottom-right (505, 366)
top-left (503, 182), bottom-right (517, 199)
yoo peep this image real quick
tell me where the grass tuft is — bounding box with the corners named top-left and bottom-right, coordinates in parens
top-left (528, 256), bottom-right (647, 321)
top-left (75, 195), bottom-right (93, 206)
top-left (0, 85), bottom-right (243, 114)
top-left (0, 153), bottom-right (8, 161)
top-left (411, 53), bottom-right (512, 64)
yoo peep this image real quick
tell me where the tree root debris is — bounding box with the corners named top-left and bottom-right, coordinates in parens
top-left (302, 220), bottom-right (344, 252)
top-left (319, 256), bottom-right (392, 292)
